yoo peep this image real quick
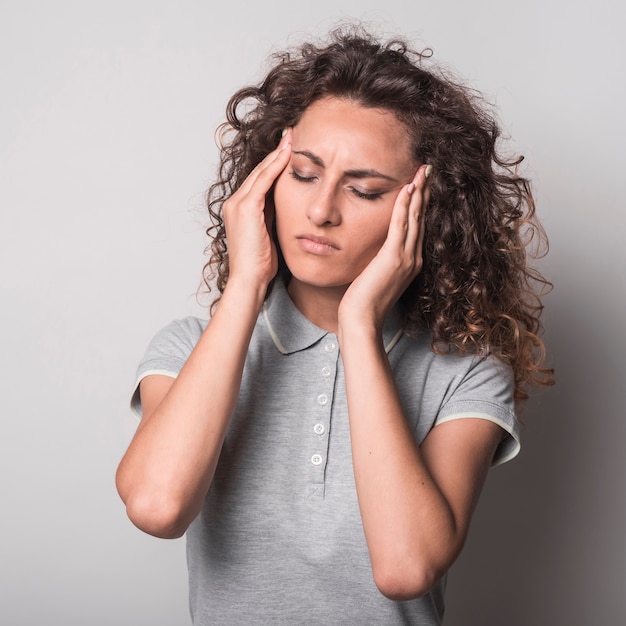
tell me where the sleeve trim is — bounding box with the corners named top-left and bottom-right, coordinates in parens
top-left (434, 411), bottom-right (521, 467)
top-left (130, 369), bottom-right (179, 419)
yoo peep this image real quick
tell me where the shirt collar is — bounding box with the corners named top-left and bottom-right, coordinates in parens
top-left (262, 276), bottom-right (405, 355)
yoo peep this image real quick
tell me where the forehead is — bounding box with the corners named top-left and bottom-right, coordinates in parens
top-left (294, 97), bottom-right (416, 174)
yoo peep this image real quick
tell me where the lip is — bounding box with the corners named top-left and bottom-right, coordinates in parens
top-left (296, 234), bottom-right (340, 255)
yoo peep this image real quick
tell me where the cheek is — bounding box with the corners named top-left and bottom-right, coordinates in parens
top-left (363, 208), bottom-right (393, 247)
top-left (345, 210), bottom-right (393, 267)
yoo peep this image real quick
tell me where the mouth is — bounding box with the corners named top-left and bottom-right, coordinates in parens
top-left (296, 234), bottom-right (340, 254)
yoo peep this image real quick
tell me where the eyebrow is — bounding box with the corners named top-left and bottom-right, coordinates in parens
top-left (293, 150), bottom-right (398, 182)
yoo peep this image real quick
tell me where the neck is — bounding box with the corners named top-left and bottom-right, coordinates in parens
top-left (286, 277), bottom-right (347, 334)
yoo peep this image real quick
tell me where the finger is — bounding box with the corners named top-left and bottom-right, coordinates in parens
top-left (404, 179), bottom-right (420, 253)
top-left (398, 165), bottom-right (425, 254)
top-left (387, 161), bottom-right (431, 250)
top-left (385, 182), bottom-right (415, 250)
top-left (410, 164), bottom-right (431, 261)
top-left (239, 129), bottom-right (291, 189)
top-left (236, 129), bottom-right (292, 198)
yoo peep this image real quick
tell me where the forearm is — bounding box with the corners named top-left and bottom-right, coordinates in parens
top-left (339, 322), bottom-right (459, 599)
top-left (116, 278), bottom-right (266, 537)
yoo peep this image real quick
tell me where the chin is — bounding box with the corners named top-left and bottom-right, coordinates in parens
top-left (286, 265), bottom-right (354, 291)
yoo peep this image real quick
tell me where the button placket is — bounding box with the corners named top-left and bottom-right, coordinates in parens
top-left (307, 336), bottom-right (338, 487)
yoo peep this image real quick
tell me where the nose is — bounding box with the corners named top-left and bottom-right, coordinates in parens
top-left (306, 185), bottom-right (341, 227)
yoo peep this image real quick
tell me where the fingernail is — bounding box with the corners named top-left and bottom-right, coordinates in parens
top-left (281, 128), bottom-right (288, 137)
top-left (425, 164), bottom-right (433, 179)
top-left (407, 182), bottom-right (416, 194)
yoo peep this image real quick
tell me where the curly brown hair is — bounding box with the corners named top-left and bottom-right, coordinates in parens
top-left (203, 26), bottom-right (554, 401)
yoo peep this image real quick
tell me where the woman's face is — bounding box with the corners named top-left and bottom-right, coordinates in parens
top-left (273, 97), bottom-right (418, 292)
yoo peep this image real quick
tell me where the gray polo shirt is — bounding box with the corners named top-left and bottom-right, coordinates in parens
top-left (131, 277), bottom-right (519, 625)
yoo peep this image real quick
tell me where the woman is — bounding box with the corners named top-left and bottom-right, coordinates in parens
top-left (116, 27), bottom-right (553, 625)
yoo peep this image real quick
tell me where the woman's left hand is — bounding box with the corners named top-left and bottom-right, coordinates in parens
top-left (337, 162), bottom-right (502, 600)
top-left (338, 163), bottom-right (431, 330)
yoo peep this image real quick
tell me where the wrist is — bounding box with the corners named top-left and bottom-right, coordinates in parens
top-left (338, 314), bottom-right (383, 351)
top-left (222, 274), bottom-right (269, 313)
top-left (338, 299), bottom-right (385, 336)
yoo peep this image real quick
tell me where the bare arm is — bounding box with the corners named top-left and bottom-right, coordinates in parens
top-left (340, 325), bottom-right (501, 599)
top-left (116, 131), bottom-right (293, 538)
top-left (338, 165), bottom-right (504, 599)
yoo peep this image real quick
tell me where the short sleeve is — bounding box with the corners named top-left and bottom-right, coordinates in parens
top-left (434, 355), bottom-right (520, 467)
top-left (130, 316), bottom-right (207, 418)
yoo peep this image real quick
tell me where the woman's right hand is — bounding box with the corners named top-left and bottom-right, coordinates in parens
top-left (117, 130), bottom-right (292, 538)
top-left (222, 129), bottom-right (292, 289)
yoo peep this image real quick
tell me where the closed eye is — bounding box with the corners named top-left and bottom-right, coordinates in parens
top-left (291, 170), bottom-right (384, 201)
top-left (349, 187), bottom-right (383, 201)
top-left (290, 170), bottom-right (316, 183)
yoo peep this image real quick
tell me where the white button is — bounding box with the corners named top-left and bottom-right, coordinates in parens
top-left (314, 423), bottom-right (325, 435)
top-left (317, 394), bottom-right (328, 406)
top-left (325, 341), bottom-right (336, 352)
top-left (321, 366), bottom-right (331, 378)
top-left (311, 454), bottom-right (323, 466)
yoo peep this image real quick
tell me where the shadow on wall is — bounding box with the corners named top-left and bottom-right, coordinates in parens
top-left (444, 292), bottom-right (625, 626)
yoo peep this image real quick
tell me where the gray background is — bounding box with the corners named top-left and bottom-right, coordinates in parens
top-left (1, 1), bottom-right (624, 624)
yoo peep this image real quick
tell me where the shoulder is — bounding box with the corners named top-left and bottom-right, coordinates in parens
top-left (130, 316), bottom-right (208, 418)
top-left (434, 352), bottom-right (519, 466)
top-left (396, 331), bottom-right (513, 390)
top-left (394, 333), bottom-right (519, 465)
top-left (148, 316), bottom-right (208, 353)
top-left (138, 316), bottom-right (208, 381)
